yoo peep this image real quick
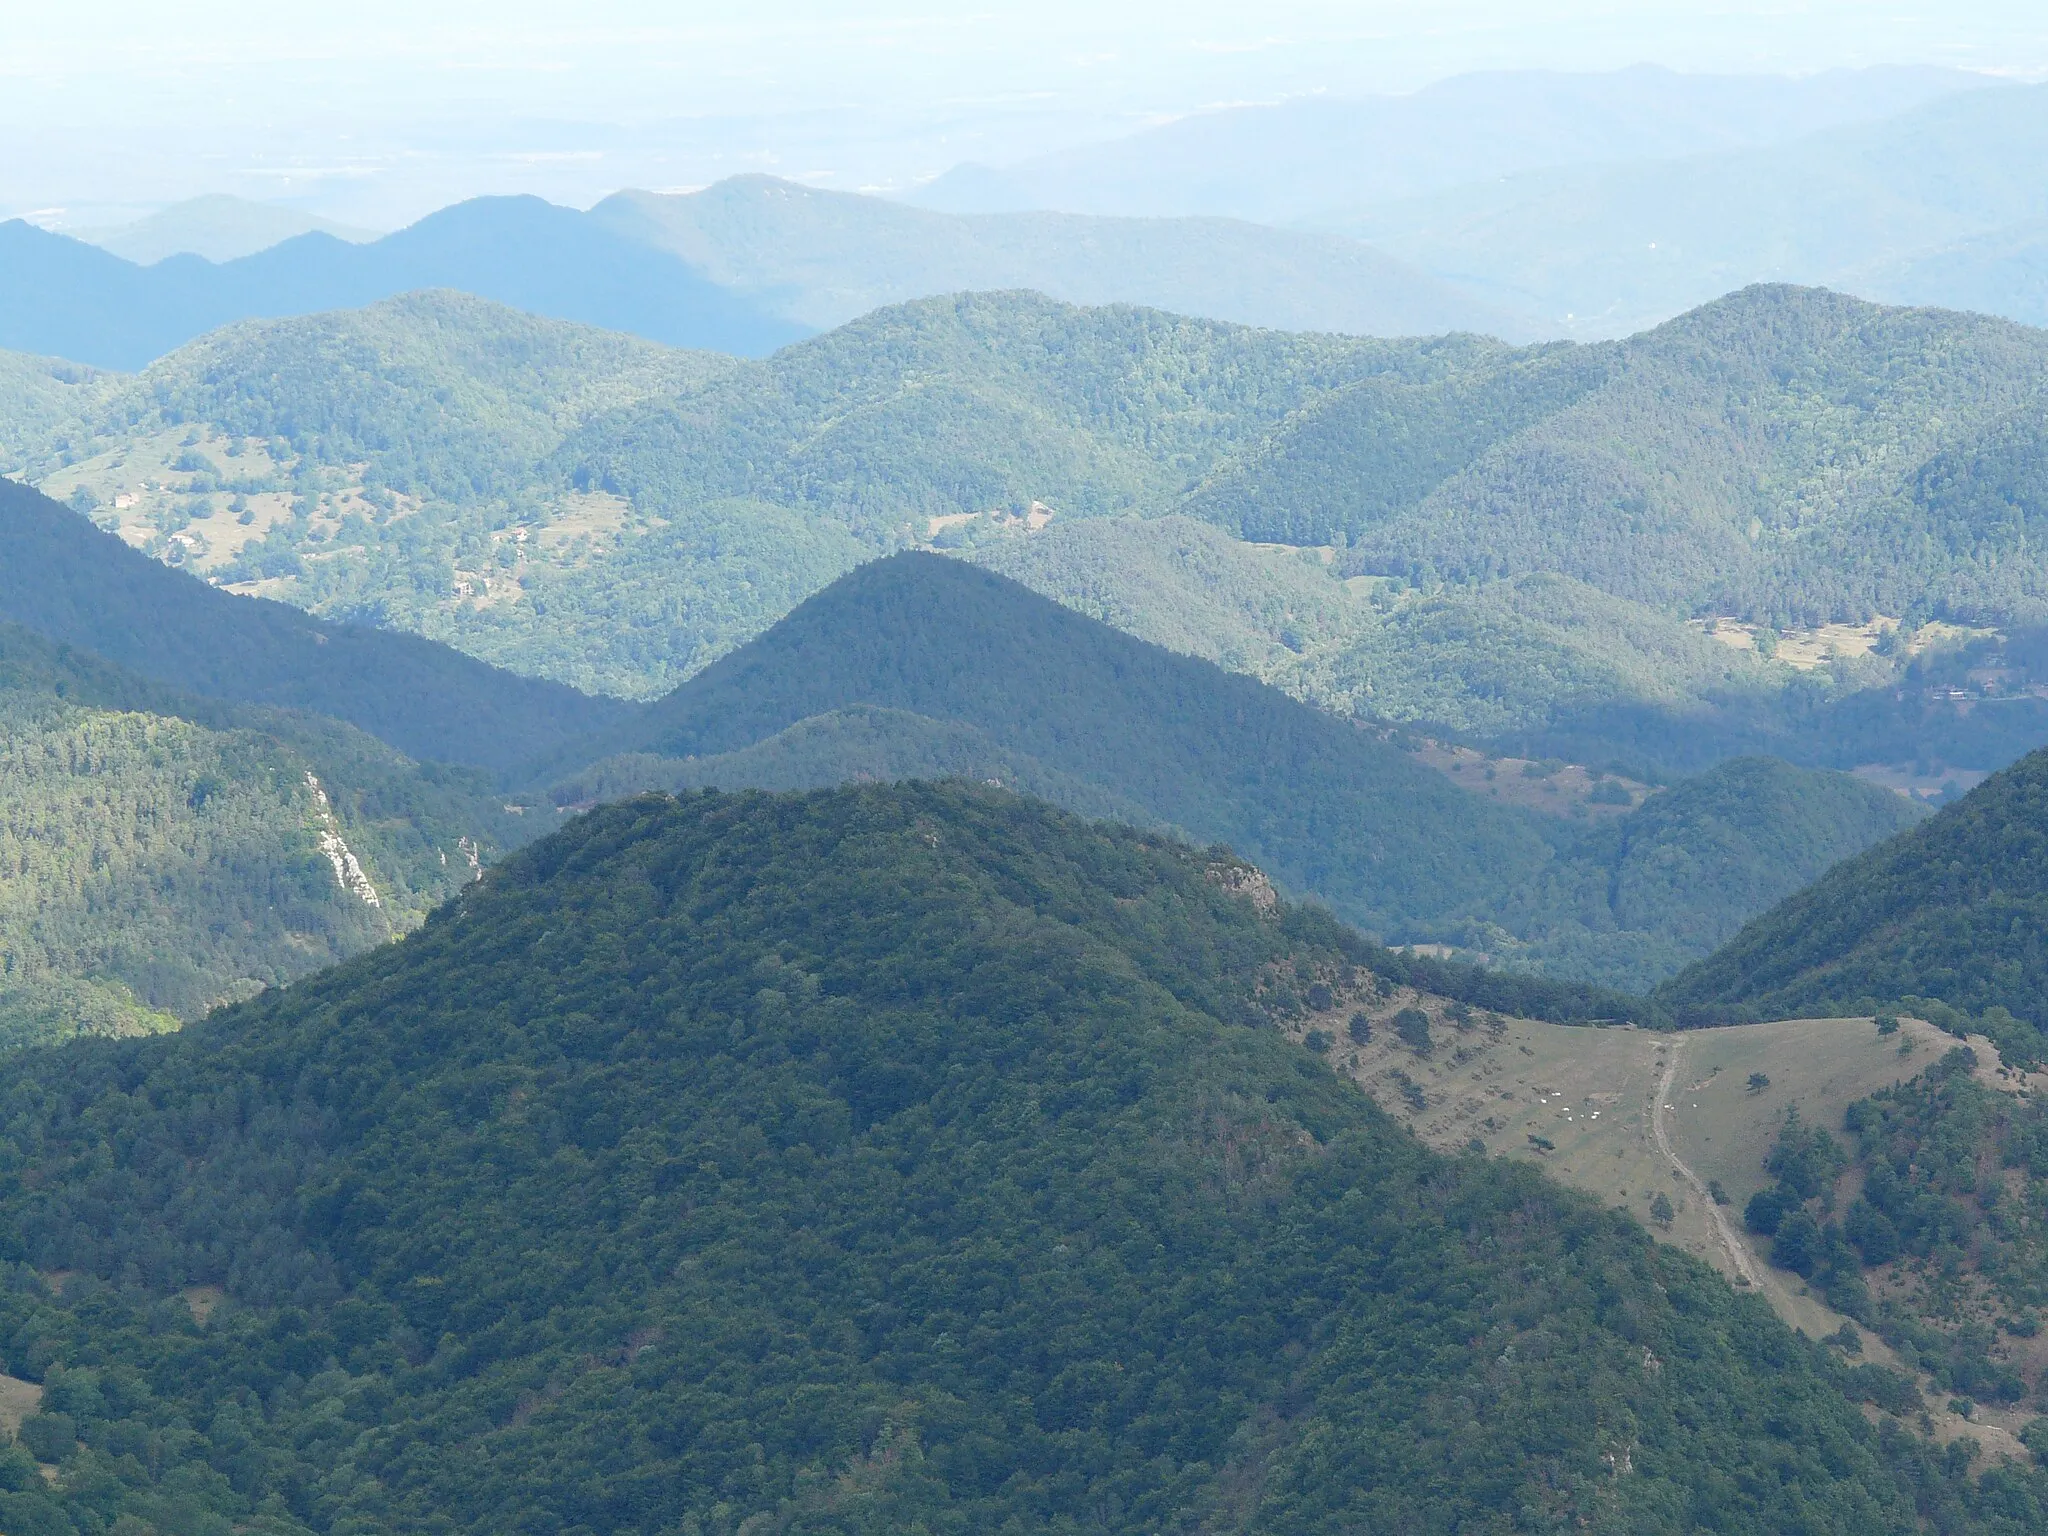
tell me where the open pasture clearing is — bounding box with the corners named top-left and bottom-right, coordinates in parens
top-left (1286, 993), bottom-right (2033, 1456)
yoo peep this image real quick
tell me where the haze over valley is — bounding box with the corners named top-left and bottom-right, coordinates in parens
top-left (4, 6), bottom-right (2048, 1532)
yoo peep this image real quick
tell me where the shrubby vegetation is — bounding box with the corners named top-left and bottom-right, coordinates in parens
top-left (0, 783), bottom-right (2027, 1532)
top-left (1733, 1046), bottom-right (2048, 1409)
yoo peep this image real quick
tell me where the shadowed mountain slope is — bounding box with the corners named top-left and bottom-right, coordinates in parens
top-left (1473, 755), bottom-right (1929, 990)
top-left (598, 552), bottom-right (1561, 935)
top-left (582, 555), bottom-right (1935, 987)
top-left (0, 480), bottom-right (635, 775)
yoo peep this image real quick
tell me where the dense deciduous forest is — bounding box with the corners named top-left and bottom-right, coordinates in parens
top-left (0, 783), bottom-right (2030, 1534)
top-left (0, 271), bottom-right (2045, 1529)
top-left (12, 283), bottom-right (2048, 793)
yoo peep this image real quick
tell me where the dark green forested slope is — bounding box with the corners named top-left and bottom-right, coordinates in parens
top-left (591, 552), bottom-right (1564, 934)
top-left (1464, 756), bottom-right (1929, 991)
top-left (0, 622), bottom-right (535, 1029)
top-left (0, 783), bottom-right (2029, 1534)
top-left (1179, 338), bottom-right (1613, 546)
top-left (0, 480), bottom-right (636, 775)
top-left (1660, 744), bottom-right (2048, 1051)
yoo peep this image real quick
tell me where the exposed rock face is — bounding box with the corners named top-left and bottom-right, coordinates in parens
top-left (1208, 861), bottom-right (1278, 912)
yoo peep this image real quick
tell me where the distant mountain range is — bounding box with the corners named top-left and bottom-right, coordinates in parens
top-left (589, 176), bottom-right (1534, 337)
top-left (0, 184), bottom-right (1528, 372)
top-left (902, 67), bottom-right (2048, 340)
top-left (27, 67), bottom-right (2048, 363)
top-left (908, 64), bottom-right (2004, 223)
top-left (0, 197), bottom-right (809, 369)
top-left (68, 194), bottom-right (383, 264)
top-left (1321, 79), bottom-right (2048, 336)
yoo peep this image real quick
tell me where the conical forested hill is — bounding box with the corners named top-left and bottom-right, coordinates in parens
top-left (1660, 744), bottom-right (2048, 1057)
top-left (0, 782), bottom-right (2033, 1534)
top-left (589, 550), bottom-right (1564, 935)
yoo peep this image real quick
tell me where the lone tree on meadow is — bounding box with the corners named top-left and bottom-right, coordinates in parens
top-left (1393, 1007), bottom-right (1433, 1055)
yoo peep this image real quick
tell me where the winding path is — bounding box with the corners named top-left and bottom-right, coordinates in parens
top-left (1649, 1037), bottom-right (1773, 1294)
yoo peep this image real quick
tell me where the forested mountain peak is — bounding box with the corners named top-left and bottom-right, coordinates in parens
top-left (671, 285), bottom-right (1451, 417)
top-left (601, 550), bottom-right (1565, 933)
top-left (0, 780), bottom-right (2025, 1532)
top-left (1630, 281), bottom-right (2045, 374)
top-left (564, 289), bottom-right (1501, 539)
top-left (574, 552), bottom-right (1935, 992)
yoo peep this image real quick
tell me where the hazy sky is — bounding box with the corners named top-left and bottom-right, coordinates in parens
top-left (6, 1), bottom-right (2047, 225)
